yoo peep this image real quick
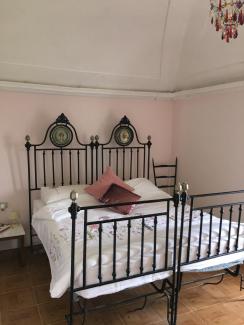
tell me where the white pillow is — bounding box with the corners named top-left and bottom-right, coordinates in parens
top-left (40, 184), bottom-right (87, 205)
top-left (125, 178), bottom-right (171, 200)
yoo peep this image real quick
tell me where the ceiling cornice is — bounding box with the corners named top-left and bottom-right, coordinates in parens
top-left (174, 80), bottom-right (244, 99)
top-left (0, 81), bottom-right (174, 99)
top-left (0, 80), bottom-right (244, 100)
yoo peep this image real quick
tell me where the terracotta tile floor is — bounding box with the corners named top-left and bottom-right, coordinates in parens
top-left (1, 249), bottom-right (244, 324)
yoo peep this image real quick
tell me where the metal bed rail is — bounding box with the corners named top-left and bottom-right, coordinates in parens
top-left (67, 194), bottom-right (181, 325)
top-left (67, 184), bottom-right (244, 325)
top-left (184, 189), bottom-right (244, 264)
top-left (173, 187), bottom-right (244, 324)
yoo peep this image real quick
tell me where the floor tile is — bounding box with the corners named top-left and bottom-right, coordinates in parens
top-left (30, 264), bottom-right (51, 286)
top-left (0, 288), bottom-right (35, 312)
top-left (0, 260), bottom-right (29, 279)
top-left (117, 301), bottom-right (163, 325)
top-left (38, 299), bottom-right (68, 324)
top-left (85, 309), bottom-right (125, 325)
top-left (34, 284), bottom-right (53, 304)
top-left (180, 276), bottom-right (241, 312)
top-left (1, 249), bottom-right (244, 324)
top-left (196, 302), bottom-right (244, 325)
top-left (1, 306), bottom-right (42, 325)
top-left (177, 312), bottom-right (205, 325)
top-left (0, 274), bottom-right (32, 294)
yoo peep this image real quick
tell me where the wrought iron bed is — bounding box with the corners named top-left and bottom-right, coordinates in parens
top-left (25, 114), bottom-right (153, 246)
top-left (25, 113), bottom-right (180, 324)
top-left (25, 113), bottom-right (244, 325)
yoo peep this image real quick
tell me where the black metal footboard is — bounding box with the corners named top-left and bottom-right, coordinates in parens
top-left (67, 193), bottom-right (182, 325)
top-left (67, 186), bottom-right (244, 324)
top-left (174, 188), bottom-right (244, 323)
top-left (182, 189), bottom-right (244, 266)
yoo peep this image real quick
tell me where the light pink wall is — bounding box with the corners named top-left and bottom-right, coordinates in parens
top-left (0, 90), bottom-right (174, 248)
top-left (173, 89), bottom-right (244, 195)
top-left (3, 88), bottom-right (244, 250)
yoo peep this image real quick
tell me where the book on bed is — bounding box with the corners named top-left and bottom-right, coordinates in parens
top-left (100, 183), bottom-right (141, 214)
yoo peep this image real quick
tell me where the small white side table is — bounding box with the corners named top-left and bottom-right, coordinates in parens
top-left (0, 224), bottom-right (26, 266)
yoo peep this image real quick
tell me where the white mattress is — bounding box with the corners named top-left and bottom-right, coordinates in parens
top-left (32, 178), bottom-right (244, 299)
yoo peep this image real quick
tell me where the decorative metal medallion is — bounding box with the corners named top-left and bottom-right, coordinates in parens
top-left (50, 125), bottom-right (73, 147)
top-left (114, 126), bottom-right (134, 146)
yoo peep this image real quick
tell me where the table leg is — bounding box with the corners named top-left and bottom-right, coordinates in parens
top-left (18, 236), bottom-right (25, 266)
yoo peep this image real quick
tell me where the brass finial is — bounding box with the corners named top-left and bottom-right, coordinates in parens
top-left (95, 135), bottom-right (99, 141)
top-left (25, 135), bottom-right (30, 142)
top-left (181, 182), bottom-right (189, 192)
top-left (70, 191), bottom-right (78, 202)
top-left (147, 135), bottom-right (152, 141)
top-left (90, 135), bottom-right (95, 141)
top-left (175, 182), bottom-right (182, 194)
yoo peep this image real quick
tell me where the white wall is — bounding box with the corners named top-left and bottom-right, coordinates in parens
top-left (0, 90), bottom-right (174, 249)
top-left (173, 89), bottom-right (244, 195)
top-left (2, 86), bottom-right (244, 250)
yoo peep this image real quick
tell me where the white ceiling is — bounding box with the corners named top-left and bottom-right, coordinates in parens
top-left (1, 0), bottom-right (244, 93)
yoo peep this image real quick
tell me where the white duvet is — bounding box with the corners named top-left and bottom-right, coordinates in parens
top-left (32, 178), bottom-right (244, 299)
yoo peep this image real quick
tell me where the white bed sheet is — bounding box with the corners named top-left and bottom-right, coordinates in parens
top-left (32, 179), bottom-right (244, 299)
top-left (33, 199), bottom-right (45, 214)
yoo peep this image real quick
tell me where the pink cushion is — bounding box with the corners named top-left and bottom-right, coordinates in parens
top-left (85, 167), bottom-right (134, 200)
top-left (100, 183), bottom-right (141, 215)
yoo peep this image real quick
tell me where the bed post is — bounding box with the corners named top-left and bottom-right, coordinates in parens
top-left (186, 196), bottom-right (194, 263)
top-left (147, 135), bottom-right (152, 179)
top-left (173, 182), bottom-right (189, 324)
top-left (170, 183), bottom-right (181, 325)
top-left (25, 135), bottom-right (33, 250)
top-left (174, 158), bottom-right (178, 191)
top-left (95, 135), bottom-right (100, 181)
top-left (90, 136), bottom-right (95, 185)
top-left (67, 190), bottom-right (79, 325)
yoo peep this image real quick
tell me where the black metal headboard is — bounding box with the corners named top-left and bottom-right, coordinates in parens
top-left (25, 113), bottom-right (91, 189)
top-left (25, 113), bottom-right (92, 247)
top-left (91, 115), bottom-right (152, 182)
top-left (25, 114), bottom-right (152, 248)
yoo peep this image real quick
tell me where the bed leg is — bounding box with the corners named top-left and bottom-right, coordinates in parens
top-left (179, 273), bottom-right (183, 292)
top-left (81, 299), bottom-right (87, 325)
top-left (170, 184), bottom-right (188, 325)
top-left (65, 288), bottom-right (75, 324)
top-left (171, 281), bottom-right (180, 325)
top-left (240, 274), bottom-right (244, 291)
top-left (167, 291), bottom-right (177, 325)
top-left (164, 279), bottom-right (177, 325)
top-left (65, 291), bottom-right (74, 325)
top-left (66, 191), bottom-right (79, 325)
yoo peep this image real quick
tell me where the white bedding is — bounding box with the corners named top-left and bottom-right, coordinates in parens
top-left (32, 178), bottom-right (244, 299)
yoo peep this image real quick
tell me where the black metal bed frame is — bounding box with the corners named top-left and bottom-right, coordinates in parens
top-left (176, 189), bottom-right (244, 318)
top-left (67, 186), bottom-right (244, 325)
top-left (25, 114), bottom-right (151, 248)
top-left (67, 195), bottom-right (180, 325)
top-left (25, 113), bottom-right (92, 248)
top-left (94, 115), bottom-right (152, 182)
top-left (25, 113), bottom-right (244, 325)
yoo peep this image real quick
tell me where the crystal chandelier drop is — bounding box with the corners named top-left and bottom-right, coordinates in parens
top-left (210, 0), bottom-right (244, 42)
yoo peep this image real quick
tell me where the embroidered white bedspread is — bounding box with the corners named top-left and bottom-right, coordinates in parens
top-left (32, 179), bottom-right (244, 299)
